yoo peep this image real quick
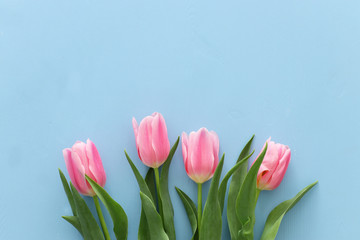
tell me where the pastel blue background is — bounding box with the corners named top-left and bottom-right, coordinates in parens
top-left (1, 0), bottom-right (359, 239)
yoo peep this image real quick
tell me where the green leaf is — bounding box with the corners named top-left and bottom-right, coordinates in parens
top-left (59, 170), bottom-right (84, 236)
top-left (86, 176), bottom-right (128, 240)
top-left (59, 169), bottom-right (77, 216)
top-left (159, 137), bottom-right (179, 240)
top-left (125, 150), bottom-right (154, 240)
top-left (199, 154), bottom-right (225, 240)
top-left (124, 151), bottom-right (154, 201)
top-left (227, 135), bottom-right (254, 240)
top-left (139, 192), bottom-right (169, 240)
top-left (70, 183), bottom-right (105, 240)
top-left (138, 208), bottom-right (150, 240)
top-left (141, 168), bottom-right (157, 240)
top-left (218, 150), bottom-right (254, 213)
top-left (260, 181), bottom-right (318, 240)
top-left (236, 143), bottom-right (268, 240)
top-left (62, 216), bottom-right (83, 237)
top-left (175, 187), bottom-right (198, 240)
top-left (145, 168), bottom-right (157, 206)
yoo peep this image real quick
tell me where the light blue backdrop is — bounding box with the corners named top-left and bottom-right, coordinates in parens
top-left (1, 0), bottom-right (359, 239)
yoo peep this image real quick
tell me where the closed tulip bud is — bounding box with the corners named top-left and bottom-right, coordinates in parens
top-left (181, 128), bottom-right (219, 184)
top-left (63, 139), bottom-right (106, 196)
top-left (256, 138), bottom-right (291, 190)
top-left (132, 112), bottom-right (170, 168)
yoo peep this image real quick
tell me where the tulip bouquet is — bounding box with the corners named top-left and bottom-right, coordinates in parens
top-left (59, 112), bottom-right (317, 240)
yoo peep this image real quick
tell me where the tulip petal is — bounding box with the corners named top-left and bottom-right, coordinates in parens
top-left (86, 139), bottom-right (106, 187)
top-left (263, 141), bottom-right (280, 171)
top-left (257, 170), bottom-right (271, 190)
top-left (185, 131), bottom-right (197, 179)
top-left (181, 132), bottom-right (189, 173)
top-left (137, 116), bottom-right (157, 167)
top-left (210, 131), bottom-right (220, 177)
top-left (267, 149), bottom-right (291, 190)
top-left (151, 113), bottom-right (170, 166)
top-left (63, 148), bottom-right (77, 189)
top-left (72, 141), bottom-right (89, 172)
top-left (70, 150), bottom-right (94, 196)
top-left (189, 128), bottom-right (215, 183)
top-left (256, 138), bottom-right (291, 191)
top-left (187, 131), bottom-right (201, 182)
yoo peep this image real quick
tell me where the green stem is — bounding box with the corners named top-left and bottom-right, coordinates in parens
top-left (197, 183), bottom-right (202, 232)
top-left (154, 167), bottom-right (163, 217)
top-left (93, 196), bottom-right (111, 240)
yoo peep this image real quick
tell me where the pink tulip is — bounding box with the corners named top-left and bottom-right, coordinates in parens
top-left (255, 138), bottom-right (291, 190)
top-left (132, 112), bottom-right (170, 168)
top-left (63, 139), bottom-right (106, 196)
top-left (181, 128), bottom-right (219, 184)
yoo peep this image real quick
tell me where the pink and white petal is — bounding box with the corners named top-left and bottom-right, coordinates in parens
top-left (63, 148), bottom-right (78, 189)
top-left (210, 131), bottom-right (219, 159)
top-left (209, 131), bottom-right (219, 176)
top-left (72, 141), bottom-right (89, 171)
top-left (259, 168), bottom-right (272, 185)
top-left (268, 149), bottom-right (291, 189)
top-left (186, 156), bottom-right (195, 179)
top-left (86, 139), bottom-right (106, 187)
top-left (276, 148), bottom-right (291, 172)
top-left (268, 162), bottom-right (289, 189)
top-left (185, 132), bottom-right (200, 180)
top-left (195, 152), bottom-right (215, 183)
top-left (70, 151), bottom-right (90, 195)
top-left (138, 116), bottom-right (157, 166)
top-left (257, 170), bottom-right (271, 190)
top-left (187, 130), bottom-right (203, 177)
top-left (151, 113), bottom-right (170, 165)
top-left (190, 128), bottom-right (214, 178)
top-left (278, 144), bottom-right (289, 158)
top-left (187, 130), bottom-right (197, 157)
top-left (261, 141), bottom-right (280, 171)
top-left (181, 132), bottom-right (189, 170)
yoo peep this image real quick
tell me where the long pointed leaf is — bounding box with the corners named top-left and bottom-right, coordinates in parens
top-left (260, 181), bottom-right (318, 240)
top-left (59, 169), bottom-right (77, 216)
top-left (175, 187), bottom-right (198, 240)
top-left (140, 192), bottom-right (169, 240)
top-left (218, 150), bottom-right (254, 213)
top-left (145, 168), bottom-right (157, 205)
top-left (138, 208), bottom-right (150, 240)
top-left (86, 176), bottom-right (128, 240)
top-left (159, 137), bottom-right (179, 240)
top-left (70, 183), bottom-right (105, 240)
top-left (236, 143), bottom-right (267, 240)
top-left (62, 216), bottom-right (83, 237)
top-left (124, 151), bottom-right (153, 200)
top-left (125, 151), bottom-right (155, 240)
top-left (199, 154), bottom-right (225, 240)
top-left (141, 168), bottom-right (157, 240)
top-left (227, 135), bottom-right (254, 240)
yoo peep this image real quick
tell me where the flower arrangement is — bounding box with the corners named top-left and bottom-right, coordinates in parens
top-left (59, 112), bottom-right (317, 240)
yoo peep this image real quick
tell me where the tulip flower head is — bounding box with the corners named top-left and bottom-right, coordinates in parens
top-left (132, 112), bottom-right (170, 168)
top-left (181, 128), bottom-right (219, 184)
top-left (63, 139), bottom-right (106, 196)
top-left (256, 138), bottom-right (291, 191)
